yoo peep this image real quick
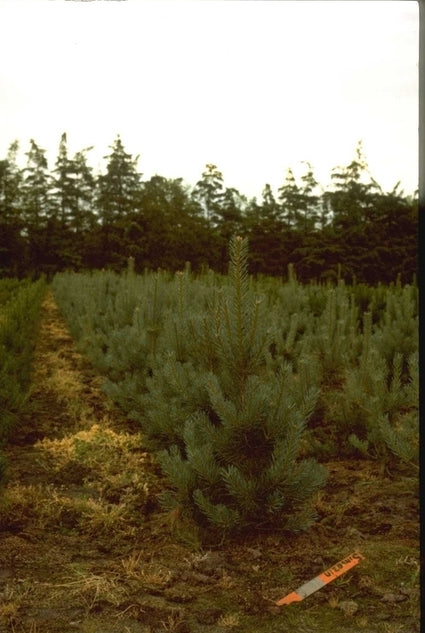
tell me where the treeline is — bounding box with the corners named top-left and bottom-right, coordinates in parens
top-left (0, 134), bottom-right (418, 283)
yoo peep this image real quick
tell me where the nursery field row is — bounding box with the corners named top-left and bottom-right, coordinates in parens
top-left (0, 277), bottom-right (34, 307)
top-left (0, 277), bottom-right (419, 633)
top-left (0, 277), bottom-right (46, 479)
top-left (52, 238), bottom-right (418, 537)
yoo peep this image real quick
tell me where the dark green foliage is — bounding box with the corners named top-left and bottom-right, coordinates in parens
top-left (0, 137), bottom-right (418, 284)
top-left (277, 163), bottom-right (320, 232)
top-left (0, 278), bottom-right (46, 481)
top-left (129, 175), bottom-right (214, 271)
top-left (96, 135), bottom-right (142, 225)
top-left (0, 142), bottom-right (25, 276)
top-left (192, 163), bottom-right (225, 224)
top-left (50, 133), bottom-right (96, 269)
top-left (20, 140), bottom-right (54, 274)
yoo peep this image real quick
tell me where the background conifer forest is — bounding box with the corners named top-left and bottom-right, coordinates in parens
top-left (0, 134), bottom-right (417, 284)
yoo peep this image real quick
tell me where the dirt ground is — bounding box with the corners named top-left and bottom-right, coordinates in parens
top-left (0, 289), bottom-right (420, 633)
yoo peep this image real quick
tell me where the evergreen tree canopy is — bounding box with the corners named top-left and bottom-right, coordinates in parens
top-left (0, 136), bottom-right (417, 283)
top-left (323, 141), bottom-right (380, 229)
top-left (0, 142), bottom-right (24, 274)
top-left (96, 135), bottom-right (142, 225)
top-left (192, 163), bottom-right (225, 224)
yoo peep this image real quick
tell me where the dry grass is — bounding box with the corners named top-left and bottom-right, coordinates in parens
top-left (33, 423), bottom-right (154, 534)
top-left (10, 622), bottom-right (39, 633)
top-left (36, 424), bottom-right (147, 468)
top-left (34, 423), bottom-right (145, 482)
top-left (217, 613), bottom-right (241, 628)
top-left (119, 550), bottom-right (145, 578)
top-left (42, 353), bottom-right (88, 411)
top-left (43, 569), bottom-right (126, 611)
top-left (0, 483), bottom-right (54, 530)
top-left (0, 434), bottom-right (152, 537)
top-left (160, 612), bottom-right (187, 631)
top-left (0, 578), bottom-right (36, 631)
top-left (118, 552), bottom-right (173, 587)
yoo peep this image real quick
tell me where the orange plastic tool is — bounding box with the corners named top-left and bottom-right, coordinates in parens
top-left (276, 551), bottom-right (365, 606)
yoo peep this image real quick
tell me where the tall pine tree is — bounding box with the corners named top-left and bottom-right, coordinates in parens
top-left (323, 141), bottom-right (379, 229)
top-left (21, 140), bottom-right (53, 272)
top-left (0, 141), bottom-right (24, 275)
top-left (51, 133), bottom-right (96, 268)
top-left (192, 163), bottom-right (225, 224)
top-left (96, 135), bottom-right (142, 225)
top-left (95, 135), bottom-right (142, 268)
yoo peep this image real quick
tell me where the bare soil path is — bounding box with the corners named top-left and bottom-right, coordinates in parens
top-left (0, 289), bottom-right (420, 633)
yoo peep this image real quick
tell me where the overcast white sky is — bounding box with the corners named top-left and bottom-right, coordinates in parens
top-left (0, 0), bottom-right (419, 200)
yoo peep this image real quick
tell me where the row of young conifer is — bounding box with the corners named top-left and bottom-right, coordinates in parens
top-left (0, 277), bottom-right (46, 480)
top-left (52, 238), bottom-right (418, 536)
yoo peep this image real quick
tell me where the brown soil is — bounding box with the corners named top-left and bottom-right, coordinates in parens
top-left (0, 289), bottom-right (420, 633)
